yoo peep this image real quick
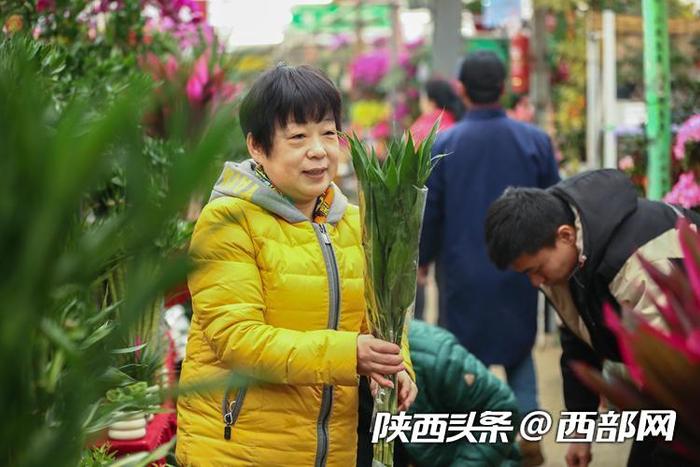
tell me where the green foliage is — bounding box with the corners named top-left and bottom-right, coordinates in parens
top-left (348, 124), bottom-right (442, 466)
top-left (1, 0), bottom-right (147, 108)
top-left (79, 444), bottom-right (117, 467)
top-left (0, 36), bottom-right (237, 466)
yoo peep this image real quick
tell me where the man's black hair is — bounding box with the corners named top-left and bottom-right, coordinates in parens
top-left (485, 187), bottom-right (575, 270)
top-left (239, 64), bottom-right (342, 154)
top-left (458, 50), bottom-right (506, 105)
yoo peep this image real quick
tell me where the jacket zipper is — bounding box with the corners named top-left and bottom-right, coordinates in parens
top-left (222, 387), bottom-right (247, 440)
top-left (314, 222), bottom-right (341, 467)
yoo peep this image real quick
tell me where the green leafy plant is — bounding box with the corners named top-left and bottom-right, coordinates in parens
top-left (0, 36), bottom-right (237, 466)
top-left (347, 124), bottom-right (442, 466)
top-left (79, 443), bottom-right (117, 467)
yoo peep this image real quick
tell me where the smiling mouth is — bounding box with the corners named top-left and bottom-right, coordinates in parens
top-left (303, 168), bottom-right (327, 176)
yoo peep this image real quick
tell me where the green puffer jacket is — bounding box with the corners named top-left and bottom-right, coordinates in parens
top-left (403, 320), bottom-right (522, 467)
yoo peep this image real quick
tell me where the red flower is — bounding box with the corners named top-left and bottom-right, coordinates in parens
top-left (36, 0), bottom-right (55, 13)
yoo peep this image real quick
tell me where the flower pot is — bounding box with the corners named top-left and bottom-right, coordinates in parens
top-left (108, 411), bottom-right (147, 441)
top-left (107, 427), bottom-right (147, 440)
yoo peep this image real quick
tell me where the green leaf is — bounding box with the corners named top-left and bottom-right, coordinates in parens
top-left (111, 343), bottom-right (148, 355)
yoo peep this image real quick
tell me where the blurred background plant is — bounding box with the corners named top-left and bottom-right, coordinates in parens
top-left (0, 7), bottom-right (238, 461)
top-left (572, 219), bottom-right (700, 464)
top-left (533, 0), bottom-right (699, 175)
top-left (347, 38), bottom-right (429, 156)
top-left (664, 114), bottom-right (700, 210)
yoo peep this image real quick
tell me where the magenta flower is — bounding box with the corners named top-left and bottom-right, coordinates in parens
top-left (664, 171), bottom-right (700, 209)
top-left (36, 0), bottom-right (55, 12)
top-left (673, 114), bottom-right (700, 161)
top-left (571, 218), bottom-right (700, 463)
top-left (350, 51), bottom-right (390, 88)
top-left (186, 54), bottom-right (209, 104)
top-left (370, 121), bottom-right (391, 140)
top-left (393, 101), bottom-right (410, 122)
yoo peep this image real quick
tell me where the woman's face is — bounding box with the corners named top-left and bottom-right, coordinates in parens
top-left (248, 117), bottom-right (339, 211)
top-left (419, 93), bottom-right (434, 114)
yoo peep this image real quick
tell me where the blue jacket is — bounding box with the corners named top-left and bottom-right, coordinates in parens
top-left (419, 108), bottom-right (559, 366)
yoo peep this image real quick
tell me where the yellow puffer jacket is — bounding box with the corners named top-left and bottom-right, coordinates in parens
top-left (176, 160), bottom-right (413, 467)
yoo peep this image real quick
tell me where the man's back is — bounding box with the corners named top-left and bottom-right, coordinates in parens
top-left (419, 108), bottom-right (559, 366)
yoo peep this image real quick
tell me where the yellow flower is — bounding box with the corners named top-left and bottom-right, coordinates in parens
top-left (350, 100), bottom-right (390, 129)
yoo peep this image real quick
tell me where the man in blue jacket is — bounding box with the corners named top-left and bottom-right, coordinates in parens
top-left (419, 50), bottom-right (559, 419)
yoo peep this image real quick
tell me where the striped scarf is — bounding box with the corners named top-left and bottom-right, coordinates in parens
top-left (254, 164), bottom-right (334, 224)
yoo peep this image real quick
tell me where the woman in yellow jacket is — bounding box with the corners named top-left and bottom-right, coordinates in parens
top-left (176, 65), bottom-right (417, 467)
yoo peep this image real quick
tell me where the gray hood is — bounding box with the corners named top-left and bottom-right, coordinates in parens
top-left (209, 159), bottom-right (348, 224)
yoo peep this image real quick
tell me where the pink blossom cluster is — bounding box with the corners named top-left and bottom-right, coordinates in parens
top-left (618, 155), bottom-right (635, 171)
top-left (144, 0), bottom-right (213, 51)
top-left (349, 49), bottom-right (415, 88)
top-left (664, 172), bottom-right (700, 209)
top-left (350, 51), bottom-right (389, 87)
top-left (674, 114), bottom-right (700, 161)
top-left (185, 53), bottom-right (240, 105)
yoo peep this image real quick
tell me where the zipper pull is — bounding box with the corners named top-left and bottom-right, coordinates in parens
top-left (223, 410), bottom-right (233, 440)
top-left (318, 224), bottom-right (331, 244)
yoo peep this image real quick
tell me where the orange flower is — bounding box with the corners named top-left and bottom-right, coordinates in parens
top-left (3, 14), bottom-right (24, 34)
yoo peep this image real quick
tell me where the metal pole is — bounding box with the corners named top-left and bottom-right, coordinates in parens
top-left (389, 0), bottom-right (401, 136)
top-left (586, 26), bottom-right (601, 169)
top-left (643, 0), bottom-right (672, 200)
top-left (531, 7), bottom-right (549, 128)
top-left (602, 10), bottom-right (617, 169)
top-left (431, 0), bottom-right (462, 77)
top-left (354, 0), bottom-right (364, 56)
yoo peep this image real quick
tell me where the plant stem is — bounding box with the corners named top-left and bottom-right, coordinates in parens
top-left (373, 373), bottom-right (398, 467)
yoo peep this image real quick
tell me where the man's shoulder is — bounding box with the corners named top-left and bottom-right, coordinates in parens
top-left (505, 117), bottom-right (549, 139)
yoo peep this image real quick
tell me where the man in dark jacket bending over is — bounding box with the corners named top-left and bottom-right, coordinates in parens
top-left (484, 169), bottom-right (698, 467)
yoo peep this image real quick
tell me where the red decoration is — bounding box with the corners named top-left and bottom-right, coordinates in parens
top-left (510, 32), bottom-right (530, 94)
top-left (106, 411), bottom-right (177, 466)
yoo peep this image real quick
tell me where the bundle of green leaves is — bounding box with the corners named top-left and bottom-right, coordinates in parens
top-left (347, 124), bottom-right (442, 466)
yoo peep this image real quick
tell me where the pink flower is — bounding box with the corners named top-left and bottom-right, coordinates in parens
top-left (350, 51), bottom-right (390, 87)
top-left (393, 101), bottom-right (410, 122)
top-left (618, 155), bottom-right (635, 171)
top-left (186, 54), bottom-right (209, 104)
top-left (664, 172), bottom-right (700, 209)
top-left (330, 34), bottom-right (351, 51)
top-left (673, 114), bottom-right (700, 161)
top-left (164, 55), bottom-right (178, 81)
top-left (371, 121), bottom-right (391, 140)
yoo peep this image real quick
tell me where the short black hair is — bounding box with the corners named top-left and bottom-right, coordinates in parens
top-left (425, 78), bottom-right (465, 120)
top-left (239, 64), bottom-right (342, 154)
top-left (458, 50), bottom-right (506, 104)
top-left (485, 187), bottom-right (575, 270)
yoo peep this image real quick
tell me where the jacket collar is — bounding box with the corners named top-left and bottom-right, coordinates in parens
top-left (462, 107), bottom-right (506, 121)
top-left (209, 160), bottom-right (348, 225)
top-left (549, 169), bottom-right (637, 274)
